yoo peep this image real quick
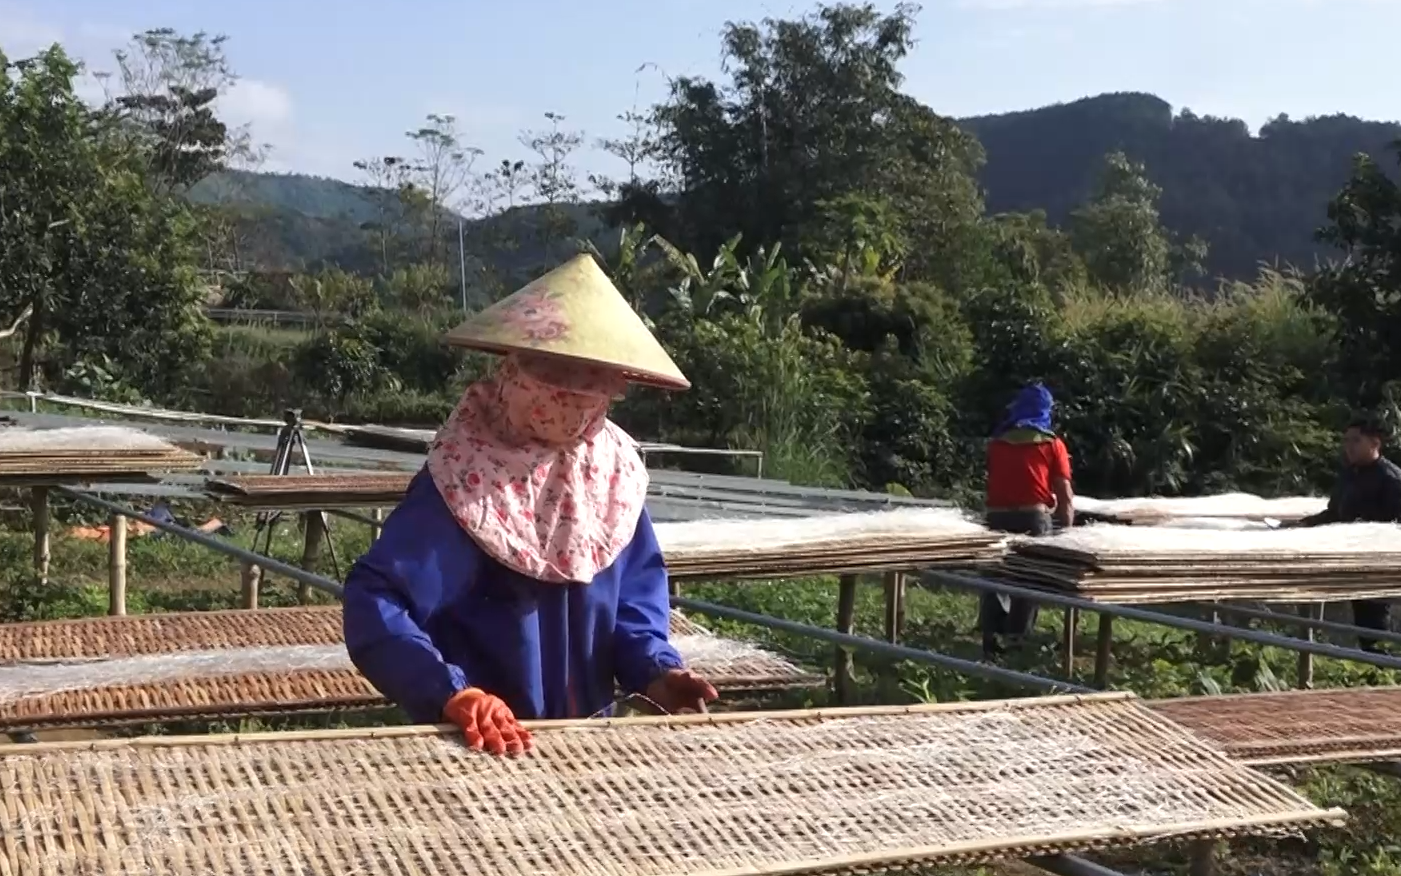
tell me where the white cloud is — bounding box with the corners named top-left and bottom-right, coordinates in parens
top-left (219, 78), bottom-right (294, 128)
top-left (0, 3), bottom-right (63, 56)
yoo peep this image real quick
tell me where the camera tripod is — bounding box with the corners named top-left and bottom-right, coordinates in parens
top-left (249, 408), bottom-right (342, 584)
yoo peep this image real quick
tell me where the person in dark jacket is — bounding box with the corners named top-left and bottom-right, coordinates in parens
top-left (981, 383), bottom-right (1075, 657)
top-left (1288, 416), bottom-right (1401, 652)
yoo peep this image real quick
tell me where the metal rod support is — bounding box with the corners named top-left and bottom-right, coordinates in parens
top-left (1031, 854), bottom-right (1131, 876)
top-left (56, 487), bottom-right (344, 598)
top-left (1202, 601), bottom-right (1401, 647)
top-left (672, 597), bottom-right (1092, 695)
top-left (926, 571), bottom-right (1401, 673)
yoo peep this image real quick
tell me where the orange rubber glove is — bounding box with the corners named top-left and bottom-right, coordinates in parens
top-left (644, 668), bottom-right (719, 715)
top-left (442, 688), bottom-right (532, 756)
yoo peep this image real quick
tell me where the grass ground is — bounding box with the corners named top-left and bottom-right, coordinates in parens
top-left (1, 495), bottom-right (1399, 875)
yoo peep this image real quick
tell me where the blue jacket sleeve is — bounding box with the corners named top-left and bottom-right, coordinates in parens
top-left (342, 470), bottom-right (475, 723)
top-left (612, 509), bottom-right (684, 694)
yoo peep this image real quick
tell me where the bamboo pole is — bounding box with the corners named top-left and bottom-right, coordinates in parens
top-left (882, 571), bottom-right (906, 643)
top-left (1094, 614), bottom-right (1115, 688)
top-left (369, 507), bottom-right (383, 543)
top-left (0, 694), bottom-right (1142, 753)
top-left (31, 487), bottom-right (49, 584)
top-left (1062, 608), bottom-right (1078, 676)
top-left (108, 513), bottom-right (127, 616)
top-left (298, 512), bottom-right (327, 603)
top-left (1298, 603), bottom-right (1322, 689)
top-left (834, 573), bottom-right (859, 705)
top-left (240, 562), bottom-right (260, 609)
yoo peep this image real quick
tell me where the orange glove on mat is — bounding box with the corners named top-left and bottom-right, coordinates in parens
top-left (442, 688), bottom-right (532, 756)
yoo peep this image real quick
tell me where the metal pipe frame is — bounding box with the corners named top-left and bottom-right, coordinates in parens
top-left (671, 596), bottom-right (1093, 694)
top-left (926, 570), bottom-right (1401, 672)
top-left (1198, 601), bottom-right (1401, 647)
top-left (55, 487), bottom-right (344, 598)
top-left (1031, 854), bottom-right (1130, 876)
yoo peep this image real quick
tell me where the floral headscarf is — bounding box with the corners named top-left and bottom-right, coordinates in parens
top-left (426, 354), bottom-right (648, 583)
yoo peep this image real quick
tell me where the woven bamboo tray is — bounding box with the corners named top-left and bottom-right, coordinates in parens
top-left (1151, 687), bottom-right (1401, 766)
top-left (1002, 522), bottom-right (1401, 603)
top-left (205, 473), bottom-right (411, 508)
top-left (0, 608), bottom-right (821, 731)
top-left (0, 695), bottom-right (1343, 876)
top-left (0, 426), bottom-right (202, 477)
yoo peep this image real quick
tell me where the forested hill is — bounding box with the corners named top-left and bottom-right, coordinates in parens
top-left (963, 92), bottom-right (1401, 278)
top-left (193, 92), bottom-right (1401, 280)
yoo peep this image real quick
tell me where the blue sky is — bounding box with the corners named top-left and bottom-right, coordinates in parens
top-left (4, 0), bottom-right (1399, 198)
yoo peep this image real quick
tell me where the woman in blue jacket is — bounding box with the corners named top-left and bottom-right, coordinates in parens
top-left (342, 255), bottom-right (717, 756)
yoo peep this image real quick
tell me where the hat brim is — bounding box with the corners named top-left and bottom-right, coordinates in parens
top-left (450, 339), bottom-right (691, 391)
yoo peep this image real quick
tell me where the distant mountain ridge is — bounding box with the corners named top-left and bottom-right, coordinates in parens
top-left (191, 92), bottom-right (1401, 281)
top-left (961, 92), bottom-right (1401, 278)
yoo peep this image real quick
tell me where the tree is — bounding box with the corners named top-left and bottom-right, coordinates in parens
top-left (1070, 151), bottom-right (1173, 292)
top-left (0, 47), bottom-right (210, 396)
top-left (1307, 141), bottom-right (1401, 405)
top-left (102, 29), bottom-right (251, 196)
top-left (520, 111), bottom-right (584, 261)
top-left (353, 155), bottom-right (417, 273)
top-left (405, 114), bottom-right (480, 267)
top-left (635, 3), bottom-right (984, 284)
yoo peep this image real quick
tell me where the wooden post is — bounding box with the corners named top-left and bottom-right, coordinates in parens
top-left (31, 487), bottom-right (49, 584)
top-left (240, 562), bottom-right (260, 609)
top-left (1061, 608), bottom-right (1078, 676)
top-left (369, 507), bottom-right (384, 543)
top-left (1094, 613), bottom-right (1115, 688)
top-left (882, 571), bottom-right (906, 643)
top-left (834, 574), bottom-right (859, 705)
top-left (1189, 839), bottom-right (1218, 876)
top-left (298, 512), bottom-right (327, 603)
top-left (1298, 603), bottom-right (1321, 689)
top-left (108, 513), bottom-right (127, 616)
top-left (1196, 605), bottom-right (1223, 657)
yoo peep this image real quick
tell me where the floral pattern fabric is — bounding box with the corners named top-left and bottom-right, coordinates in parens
top-left (426, 355), bottom-right (648, 584)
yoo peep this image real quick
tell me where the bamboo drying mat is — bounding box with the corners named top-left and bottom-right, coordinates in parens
top-left (0, 695), bottom-right (1343, 876)
top-left (0, 426), bottom-right (202, 477)
top-left (205, 473), bottom-right (410, 508)
top-left (665, 536), bottom-right (1005, 580)
top-left (1151, 687), bottom-right (1401, 766)
top-left (0, 608), bottom-right (820, 731)
top-left (1003, 543), bottom-right (1401, 604)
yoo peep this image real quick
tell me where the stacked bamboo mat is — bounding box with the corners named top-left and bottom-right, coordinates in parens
top-left (205, 473), bottom-right (410, 508)
top-left (0, 426), bottom-right (201, 479)
top-left (1152, 687), bottom-right (1401, 766)
top-left (0, 607), bottom-right (820, 731)
top-left (657, 507), bottom-right (1005, 580)
top-left (1075, 492), bottom-right (1326, 526)
top-left (1001, 522), bottom-right (1401, 603)
top-left (0, 695), bottom-right (1341, 875)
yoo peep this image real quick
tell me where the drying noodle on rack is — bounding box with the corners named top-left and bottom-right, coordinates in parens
top-left (0, 644), bottom-right (352, 704)
top-left (0, 696), bottom-right (1342, 876)
top-left (1075, 492), bottom-right (1327, 523)
top-left (654, 506), bottom-right (991, 553)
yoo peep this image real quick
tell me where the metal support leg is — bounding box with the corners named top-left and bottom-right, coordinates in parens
top-left (834, 574), bottom-right (859, 705)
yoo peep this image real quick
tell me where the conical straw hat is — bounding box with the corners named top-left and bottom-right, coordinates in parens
top-left (445, 254), bottom-right (689, 390)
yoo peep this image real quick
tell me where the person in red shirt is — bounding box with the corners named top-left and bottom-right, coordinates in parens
top-left (981, 383), bottom-right (1074, 657)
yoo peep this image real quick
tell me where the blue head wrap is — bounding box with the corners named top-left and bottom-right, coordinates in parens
top-left (993, 383), bottom-right (1054, 437)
